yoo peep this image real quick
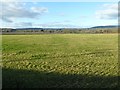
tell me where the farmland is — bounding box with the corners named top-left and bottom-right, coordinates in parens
top-left (2, 34), bottom-right (119, 88)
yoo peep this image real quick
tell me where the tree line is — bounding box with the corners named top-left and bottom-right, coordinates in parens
top-left (0, 28), bottom-right (118, 34)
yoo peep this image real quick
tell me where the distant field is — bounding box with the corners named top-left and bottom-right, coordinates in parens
top-left (2, 34), bottom-right (119, 88)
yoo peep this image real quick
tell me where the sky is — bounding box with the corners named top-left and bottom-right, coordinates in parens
top-left (0, 1), bottom-right (118, 28)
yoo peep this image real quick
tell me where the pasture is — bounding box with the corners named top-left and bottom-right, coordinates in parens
top-left (2, 34), bottom-right (118, 88)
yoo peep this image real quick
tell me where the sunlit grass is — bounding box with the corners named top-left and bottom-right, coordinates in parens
top-left (2, 34), bottom-right (118, 88)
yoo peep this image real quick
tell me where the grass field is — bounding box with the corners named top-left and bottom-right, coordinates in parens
top-left (2, 34), bottom-right (119, 88)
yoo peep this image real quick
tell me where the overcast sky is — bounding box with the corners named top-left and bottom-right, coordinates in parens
top-left (0, 1), bottom-right (118, 28)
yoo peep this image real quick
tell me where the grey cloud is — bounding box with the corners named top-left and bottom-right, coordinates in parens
top-left (96, 4), bottom-right (118, 19)
top-left (14, 22), bottom-right (32, 28)
top-left (0, 2), bottom-right (48, 22)
top-left (31, 7), bottom-right (48, 13)
top-left (2, 17), bottom-right (13, 23)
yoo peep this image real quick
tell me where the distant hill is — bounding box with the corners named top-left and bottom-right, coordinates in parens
top-left (91, 25), bottom-right (117, 29)
top-left (15, 28), bottom-right (43, 30)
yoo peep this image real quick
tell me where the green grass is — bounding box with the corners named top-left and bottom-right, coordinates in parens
top-left (2, 34), bottom-right (119, 88)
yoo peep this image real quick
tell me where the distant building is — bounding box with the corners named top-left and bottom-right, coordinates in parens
top-left (1, 28), bottom-right (16, 32)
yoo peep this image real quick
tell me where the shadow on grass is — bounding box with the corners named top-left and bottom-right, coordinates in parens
top-left (2, 68), bottom-right (119, 88)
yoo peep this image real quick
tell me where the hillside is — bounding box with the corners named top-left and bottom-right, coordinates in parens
top-left (91, 25), bottom-right (117, 29)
